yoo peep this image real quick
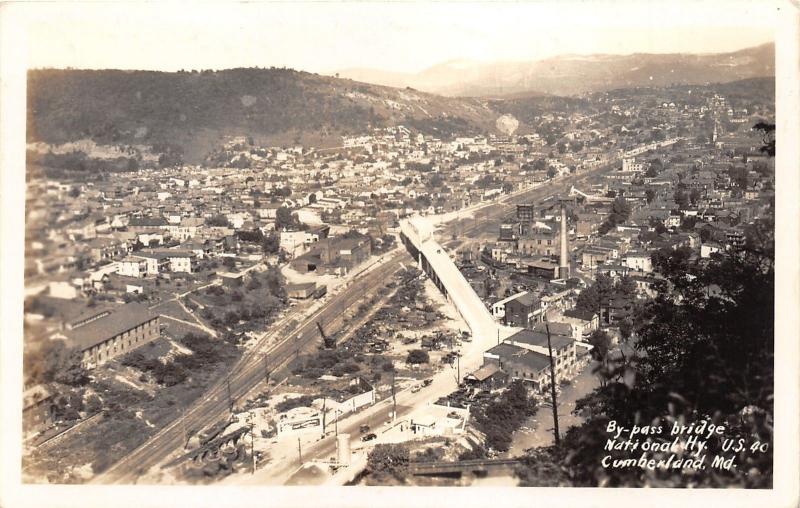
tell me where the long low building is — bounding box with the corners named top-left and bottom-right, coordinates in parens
top-left (64, 303), bottom-right (160, 369)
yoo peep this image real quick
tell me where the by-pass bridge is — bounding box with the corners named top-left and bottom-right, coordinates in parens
top-left (400, 216), bottom-right (506, 343)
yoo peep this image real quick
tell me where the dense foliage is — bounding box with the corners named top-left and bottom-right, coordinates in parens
top-left (471, 381), bottom-right (537, 452)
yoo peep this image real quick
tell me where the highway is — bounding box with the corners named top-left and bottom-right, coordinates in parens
top-left (93, 161), bottom-right (618, 484)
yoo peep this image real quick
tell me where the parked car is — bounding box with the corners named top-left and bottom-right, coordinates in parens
top-left (411, 385), bottom-right (422, 393)
top-left (422, 379), bottom-right (433, 387)
top-left (359, 424), bottom-right (370, 434)
top-left (361, 433), bottom-right (377, 442)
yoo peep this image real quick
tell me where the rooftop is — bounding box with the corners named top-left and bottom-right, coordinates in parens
top-left (65, 302), bottom-right (158, 351)
top-left (486, 343), bottom-right (551, 372)
top-left (505, 328), bottom-right (574, 351)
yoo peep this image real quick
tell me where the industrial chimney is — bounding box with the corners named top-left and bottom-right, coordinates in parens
top-left (559, 201), bottom-right (570, 279)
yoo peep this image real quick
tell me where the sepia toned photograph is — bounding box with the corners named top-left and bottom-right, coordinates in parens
top-left (1, 1), bottom-right (798, 506)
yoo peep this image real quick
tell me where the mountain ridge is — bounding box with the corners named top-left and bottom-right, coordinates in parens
top-left (336, 42), bottom-right (774, 97)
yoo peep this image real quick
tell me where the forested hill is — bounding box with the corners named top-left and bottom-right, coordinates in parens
top-left (27, 68), bottom-right (497, 162)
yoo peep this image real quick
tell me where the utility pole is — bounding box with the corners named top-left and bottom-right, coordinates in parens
top-left (263, 353), bottom-right (270, 386)
top-left (544, 322), bottom-right (560, 446)
top-left (297, 437), bottom-right (303, 464)
top-left (456, 353), bottom-right (461, 385)
top-left (322, 397), bottom-right (327, 434)
top-left (250, 416), bottom-right (255, 475)
top-left (226, 375), bottom-right (233, 414)
top-left (180, 406), bottom-right (187, 449)
top-left (391, 369), bottom-right (397, 421)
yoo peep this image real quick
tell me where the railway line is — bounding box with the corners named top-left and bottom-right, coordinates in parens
top-left (93, 161), bottom-right (618, 484)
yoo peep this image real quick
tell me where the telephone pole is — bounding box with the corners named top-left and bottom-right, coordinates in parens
top-left (391, 369), bottom-right (397, 420)
top-left (250, 418), bottom-right (256, 475)
top-left (226, 375), bottom-right (233, 414)
top-left (180, 406), bottom-right (187, 449)
top-left (545, 321), bottom-right (560, 446)
top-left (297, 437), bottom-right (303, 463)
top-left (322, 397), bottom-right (327, 434)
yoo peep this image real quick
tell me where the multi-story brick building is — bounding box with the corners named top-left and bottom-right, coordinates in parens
top-left (65, 303), bottom-right (160, 369)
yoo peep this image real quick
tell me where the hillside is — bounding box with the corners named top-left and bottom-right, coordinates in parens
top-left (337, 43), bottom-right (775, 97)
top-left (27, 68), bottom-right (497, 163)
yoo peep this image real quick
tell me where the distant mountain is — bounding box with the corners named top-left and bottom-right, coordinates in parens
top-left (336, 43), bottom-right (775, 97)
top-left (27, 68), bottom-right (500, 163)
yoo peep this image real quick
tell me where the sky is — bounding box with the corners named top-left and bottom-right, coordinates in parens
top-left (15, 1), bottom-right (777, 74)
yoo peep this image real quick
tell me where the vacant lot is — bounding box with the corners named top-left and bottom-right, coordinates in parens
top-left (22, 333), bottom-right (241, 483)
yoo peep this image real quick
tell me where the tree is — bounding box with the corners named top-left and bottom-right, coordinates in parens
top-left (275, 207), bottom-right (299, 231)
top-left (673, 189), bottom-right (689, 208)
top-left (261, 232), bottom-right (280, 254)
top-left (68, 186), bottom-right (80, 198)
top-left (752, 121), bottom-right (775, 156)
top-left (367, 444), bottom-right (410, 483)
top-left (689, 188), bottom-right (701, 206)
top-left (680, 215), bottom-right (698, 231)
top-left (575, 274), bottom-right (615, 316)
top-left (587, 329), bottom-right (611, 362)
top-left (547, 167), bottom-right (557, 179)
top-left (206, 214), bottom-right (231, 227)
top-left (645, 189), bottom-right (656, 204)
top-left (406, 349), bottom-right (430, 365)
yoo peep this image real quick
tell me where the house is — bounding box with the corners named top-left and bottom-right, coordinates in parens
top-left (131, 252), bottom-right (170, 275)
top-left (482, 343), bottom-right (555, 394)
top-left (165, 217), bottom-right (205, 242)
top-left (622, 251), bottom-right (653, 273)
top-left (700, 242), bottom-right (723, 258)
top-left (491, 291), bottom-right (528, 321)
top-left (161, 250), bottom-right (199, 273)
top-left (503, 293), bottom-right (540, 327)
top-left (561, 309), bottom-right (600, 338)
top-left (64, 303), bottom-right (161, 369)
top-left (118, 256), bottom-right (148, 278)
top-left (86, 236), bottom-right (127, 262)
top-left (23, 384), bottom-right (58, 434)
top-left (135, 250), bottom-right (198, 274)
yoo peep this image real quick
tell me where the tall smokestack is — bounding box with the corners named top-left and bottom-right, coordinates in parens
top-left (559, 201), bottom-right (570, 279)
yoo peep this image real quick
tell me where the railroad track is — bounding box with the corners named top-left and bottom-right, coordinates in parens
top-left (93, 163), bottom-right (617, 484)
top-left (94, 257), bottom-right (405, 483)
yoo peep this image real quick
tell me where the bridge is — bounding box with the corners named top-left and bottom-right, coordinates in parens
top-left (408, 458), bottom-right (522, 476)
top-left (400, 216), bottom-right (503, 343)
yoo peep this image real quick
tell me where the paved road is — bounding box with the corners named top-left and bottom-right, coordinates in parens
top-left (92, 162), bottom-right (619, 484)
